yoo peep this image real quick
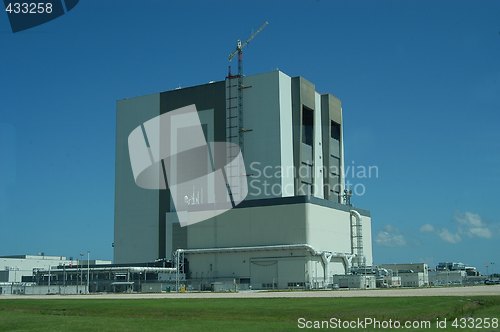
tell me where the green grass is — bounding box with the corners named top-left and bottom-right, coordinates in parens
top-left (0, 296), bottom-right (499, 331)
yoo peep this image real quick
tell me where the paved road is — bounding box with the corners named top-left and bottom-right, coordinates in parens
top-left (2, 285), bottom-right (500, 300)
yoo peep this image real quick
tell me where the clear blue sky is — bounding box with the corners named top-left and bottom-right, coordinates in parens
top-left (1, 0), bottom-right (499, 272)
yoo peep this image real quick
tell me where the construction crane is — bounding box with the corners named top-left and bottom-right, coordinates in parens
top-left (224, 22), bottom-right (268, 206)
top-left (227, 21), bottom-right (268, 78)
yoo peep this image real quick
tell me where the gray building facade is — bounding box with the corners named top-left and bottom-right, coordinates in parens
top-left (115, 70), bottom-right (373, 289)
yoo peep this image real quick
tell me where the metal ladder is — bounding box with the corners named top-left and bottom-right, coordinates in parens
top-left (225, 75), bottom-right (243, 205)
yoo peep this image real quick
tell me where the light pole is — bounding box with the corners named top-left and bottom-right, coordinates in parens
top-left (79, 253), bottom-right (83, 294)
top-left (63, 264), bottom-right (66, 295)
top-left (87, 251), bottom-right (90, 294)
top-left (75, 259), bottom-right (78, 294)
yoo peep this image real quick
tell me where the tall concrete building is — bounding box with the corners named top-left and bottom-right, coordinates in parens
top-left (115, 70), bottom-right (373, 289)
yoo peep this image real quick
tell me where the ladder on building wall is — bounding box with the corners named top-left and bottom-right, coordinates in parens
top-left (225, 74), bottom-right (244, 205)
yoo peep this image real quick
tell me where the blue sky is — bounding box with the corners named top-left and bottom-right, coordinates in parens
top-left (1, 0), bottom-right (499, 272)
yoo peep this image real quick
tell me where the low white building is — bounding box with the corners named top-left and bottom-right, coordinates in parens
top-left (429, 270), bottom-right (467, 286)
top-left (331, 275), bottom-right (376, 289)
top-left (0, 255), bottom-right (74, 283)
top-left (399, 272), bottom-right (426, 287)
top-left (379, 263), bottom-right (429, 287)
top-left (0, 255), bottom-right (111, 284)
top-left (381, 276), bottom-right (401, 287)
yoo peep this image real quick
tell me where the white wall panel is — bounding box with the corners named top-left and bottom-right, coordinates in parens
top-left (313, 92), bottom-right (324, 198)
top-left (278, 72), bottom-right (295, 197)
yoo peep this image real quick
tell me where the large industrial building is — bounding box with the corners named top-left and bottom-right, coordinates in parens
top-left (114, 70), bottom-right (373, 290)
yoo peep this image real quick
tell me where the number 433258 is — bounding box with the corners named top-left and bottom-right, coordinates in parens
top-left (5, 2), bottom-right (53, 14)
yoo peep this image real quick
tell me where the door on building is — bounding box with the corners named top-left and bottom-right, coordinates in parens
top-left (250, 259), bottom-right (278, 289)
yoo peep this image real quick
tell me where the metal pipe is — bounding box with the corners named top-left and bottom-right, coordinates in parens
top-left (340, 109), bottom-right (345, 200)
top-left (43, 266), bottom-right (177, 273)
top-left (350, 209), bottom-right (364, 267)
top-left (176, 244), bottom-right (349, 257)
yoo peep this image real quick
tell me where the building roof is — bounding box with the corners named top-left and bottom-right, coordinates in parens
top-left (0, 255), bottom-right (68, 260)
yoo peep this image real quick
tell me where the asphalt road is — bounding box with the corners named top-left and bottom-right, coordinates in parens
top-left (2, 285), bottom-right (500, 300)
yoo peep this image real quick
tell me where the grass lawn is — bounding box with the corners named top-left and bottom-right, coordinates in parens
top-left (0, 296), bottom-right (499, 331)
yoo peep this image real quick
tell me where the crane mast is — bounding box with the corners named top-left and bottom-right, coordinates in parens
top-left (225, 22), bottom-right (268, 206)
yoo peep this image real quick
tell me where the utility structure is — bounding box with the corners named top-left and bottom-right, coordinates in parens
top-left (225, 21), bottom-right (268, 202)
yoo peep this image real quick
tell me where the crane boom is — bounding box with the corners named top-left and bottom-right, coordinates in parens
top-left (242, 21), bottom-right (269, 49)
top-left (228, 21), bottom-right (268, 62)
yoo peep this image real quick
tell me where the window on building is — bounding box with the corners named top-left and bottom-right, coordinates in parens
top-left (262, 282), bottom-right (277, 289)
top-left (302, 107), bottom-right (314, 146)
top-left (240, 278), bottom-right (250, 284)
top-left (331, 121), bottom-right (340, 141)
top-left (287, 282), bottom-right (305, 288)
